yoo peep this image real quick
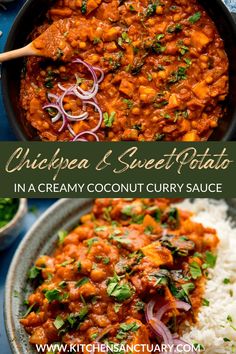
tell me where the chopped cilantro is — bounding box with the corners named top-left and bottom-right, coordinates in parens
top-left (116, 322), bottom-right (140, 339)
top-left (107, 274), bottom-right (133, 302)
top-left (86, 238), bottom-right (98, 253)
top-left (122, 99), bottom-right (134, 109)
top-left (202, 298), bottom-right (210, 306)
top-left (167, 24), bottom-right (182, 33)
top-left (59, 281), bottom-right (67, 289)
top-left (91, 333), bottom-right (98, 340)
top-left (58, 230), bottom-right (68, 245)
top-left (169, 66), bottom-right (187, 84)
top-left (114, 303), bottom-right (122, 313)
top-left (81, 0), bottom-right (87, 14)
top-left (190, 261), bottom-right (202, 279)
top-left (45, 289), bottom-right (61, 303)
top-left (129, 5), bottom-right (136, 12)
top-left (28, 266), bottom-right (41, 280)
top-left (188, 12), bottom-right (201, 24)
top-left (156, 34), bottom-right (165, 41)
top-left (77, 261), bottom-right (82, 271)
top-left (134, 300), bottom-right (145, 311)
top-left (103, 257), bottom-right (110, 265)
top-left (23, 303), bottom-right (36, 318)
top-left (155, 133), bottom-right (165, 141)
top-left (202, 251), bottom-right (217, 269)
top-left (93, 37), bottom-right (101, 44)
top-left (54, 315), bottom-right (65, 330)
top-left (76, 277), bottom-right (89, 288)
top-left (103, 112), bottom-right (116, 127)
top-left (182, 282), bottom-right (195, 296)
top-left (193, 342), bottom-right (204, 351)
top-left (145, 3), bottom-right (157, 17)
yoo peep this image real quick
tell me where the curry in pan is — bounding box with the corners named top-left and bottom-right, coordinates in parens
top-left (20, 0), bottom-right (229, 141)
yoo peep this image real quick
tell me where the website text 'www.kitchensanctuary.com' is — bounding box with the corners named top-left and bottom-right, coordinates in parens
top-left (35, 343), bottom-right (203, 353)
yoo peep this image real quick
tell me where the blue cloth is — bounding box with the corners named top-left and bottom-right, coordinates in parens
top-left (0, 0), bottom-right (26, 141)
top-left (224, 0), bottom-right (236, 12)
top-left (0, 199), bottom-right (56, 354)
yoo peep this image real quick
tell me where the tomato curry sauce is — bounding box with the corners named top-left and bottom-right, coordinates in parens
top-left (20, 0), bottom-right (229, 141)
top-left (20, 198), bottom-right (219, 351)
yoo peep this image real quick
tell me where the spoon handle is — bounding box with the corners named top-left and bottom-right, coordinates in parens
top-left (0, 43), bottom-right (37, 63)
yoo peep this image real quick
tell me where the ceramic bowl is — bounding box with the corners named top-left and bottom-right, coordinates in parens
top-left (4, 198), bottom-right (236, 353)
top-left (0, 198), bottom-right (27, 251)
top-left (5, 198), bottom-right (93, 354)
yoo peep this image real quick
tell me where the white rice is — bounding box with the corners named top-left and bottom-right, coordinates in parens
top-left (175, 199), bottom-right (236, 353)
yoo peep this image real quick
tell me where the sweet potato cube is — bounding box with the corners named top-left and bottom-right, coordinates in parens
top-left (139, 86), bottom-right (156, 103)
top-left (192, 81), bottom-right (209, 100)
top-left (141, 241), bottom-right (173, 267)
top-left (87, 0), bottom-right (102, 14)
top-left (119, 79), bottom-right (134, 97)
top-left (191, 30), bottom-right (211, 51)
top-left (103, 27), bottom-right (120, 42)
top-left (182, 131), bottom-right (199, 141)
top-left (168, 94), bottom-right (180, 109)
top-left (127, 319), bottom-right (150, 352)
top-left (143, 215), bottom-right (161, 233)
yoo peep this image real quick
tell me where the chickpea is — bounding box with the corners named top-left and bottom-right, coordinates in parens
top-left (200, 63), bottom-right (208, 69)
top-left (200, 55), bottom-right (208, 63)
top-left (152, 116), bottom-right (159, 123)
top-left (183, 38), bottom-right (191, 46)
top-left (80, 259), bottom-right (93, 274)
top-left (210, 121), bottom-right (217, 128)
top-left (131, 107), bottom-right (140, 115)
top-left (79, 41), bottom-right (87, 49)
top-left (40, 70), bottom-right (46, 77)
top-left (205, 76), bottom-right (213, 84)
top-left (156, 6), bottom-right (163, 15)
top-left (59, 66), bottom-right (66, 73)
top-left (90, 268), bottom-right (107, 282)
top-left (157, 71), bottom-right (167, 80)
top-left (71, 40), bottom-right (78, 48)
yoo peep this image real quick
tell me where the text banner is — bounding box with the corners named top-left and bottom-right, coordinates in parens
top-left (0, 142), bottom-right (235, 198)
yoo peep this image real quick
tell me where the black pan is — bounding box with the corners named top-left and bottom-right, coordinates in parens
top-left (2, 0), bottom-right (236, 141)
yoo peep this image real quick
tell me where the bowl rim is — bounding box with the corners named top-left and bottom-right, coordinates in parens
top-left (0, 198), bottom-right (27, 234)
top-left (4, 198), bottom-right (93, 354)
top-left (2, 0), bottom-right (236, 141)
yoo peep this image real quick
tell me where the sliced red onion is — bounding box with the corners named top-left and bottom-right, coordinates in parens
top-left (145, 299), bottom-right (156, 322)
top-left (149, 318), bottom-right (173, 347)
top-left (72, 58), bottom-right (98, 100)
top-left (72, 131), bottom-right (99, 142)
top-left (43, 104), bottom-right (62, 123)
top-left (44, 58), bottom-right (104, 140)
top-left (59, 88), bottom-right (89, 121)
top-left (145, 299), bottom-right (194, 352)
top-left (58, 114), bottom-right (68, 132)
top-left (47, 93), bottom-right (59, 102)
top-left (67, 124), bottom-right (76, 137)
top-left (93, 66), bottom-right (104, 84)
top-left (83, 100), bottom-right (103, 132)
top-left (73, 84), bottom-right (99, 101)
top-left (156, 301), bottom-right (191, 321)
top-left (145, 300), bottom-right (173, 346)
top-left (58, 83), bottom-right (71, 92)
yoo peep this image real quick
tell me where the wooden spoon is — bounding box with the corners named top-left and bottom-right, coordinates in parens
top-left (0, 18), bottom-right (74, 63)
